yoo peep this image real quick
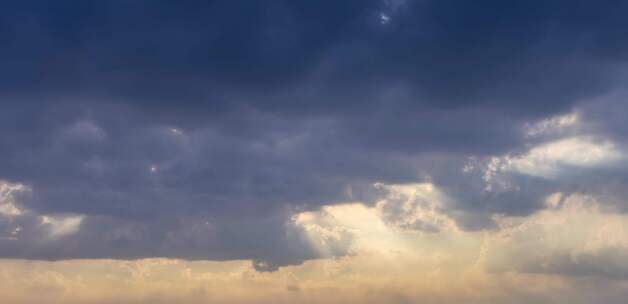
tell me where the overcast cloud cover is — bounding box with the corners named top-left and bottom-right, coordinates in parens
top-left (2, 0), bottom-right (628, 285)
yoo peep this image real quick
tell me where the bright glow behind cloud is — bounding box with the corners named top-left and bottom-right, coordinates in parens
top-left (4, 186), bottom-right (628, 304)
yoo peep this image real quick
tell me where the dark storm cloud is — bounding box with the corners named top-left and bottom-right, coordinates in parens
top-left (1, 0), bottom-right (628, 268)
top-left (3, 0), bottom-right (628, 115)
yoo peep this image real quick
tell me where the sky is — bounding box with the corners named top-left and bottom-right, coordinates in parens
top-left (2, 0), bottom-right (628, 303)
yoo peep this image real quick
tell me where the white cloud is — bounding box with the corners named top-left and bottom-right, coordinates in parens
top-left (509, 136), bottom-right (622, 177)
top-left (374, 183), bottom-right (458, 233)
top-left (466, 110), bottom-right (625, 193)
top-left (0, 181), bottom-right (28, 217)
top-left (468, 136), bottom-right (624, 193)
top-left (524, 112), bottom-right (580, 137)
top-left (486, 193), bottom-right (628, 279)
top-left (40, 215), bottom-right (84, 238)
top-left (290, 182), bottom-right (461, 261)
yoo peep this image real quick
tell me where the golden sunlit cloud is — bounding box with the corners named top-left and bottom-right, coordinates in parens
top-left (5, 185), bottom-right (628, 304)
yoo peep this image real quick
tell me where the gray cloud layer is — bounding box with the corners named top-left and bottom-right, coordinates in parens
top-left (1, 0), bottom-right (628, 270)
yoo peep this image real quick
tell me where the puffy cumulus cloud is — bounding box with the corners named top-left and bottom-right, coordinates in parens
top-left (466, 111), bottom-right (590, 188)
top-left (373, 183), bottom-right (458, 233)
top-left (485, 192), bottom-right (628, 280)
top-left (471, 136), bottom-right (623, 186)
top-left (289, 184), bottom-right (628, 283)
top-left (446, 105), bottom-right (628, 229)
